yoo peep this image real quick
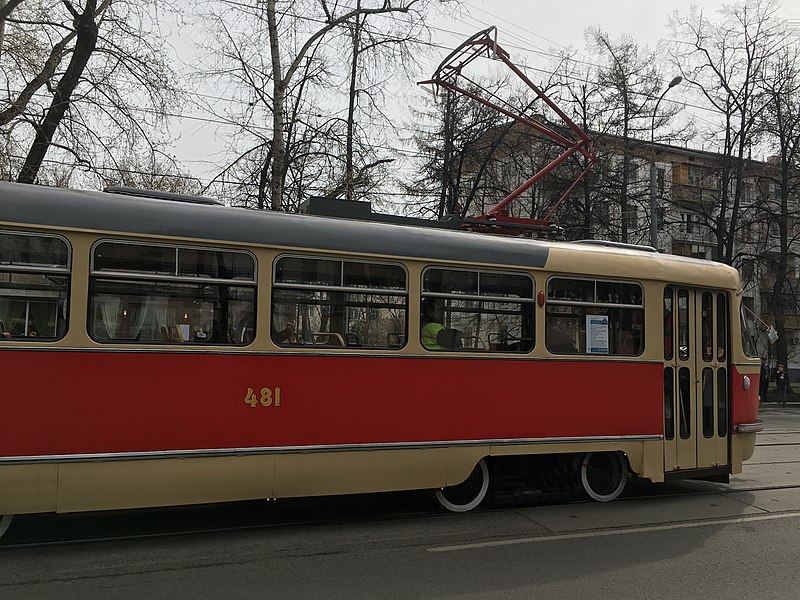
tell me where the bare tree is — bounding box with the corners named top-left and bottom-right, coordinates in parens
top-left (756, 41), bottom-right (800, 375)
top-left (99, 153), bottom-right (202, 195)
top-left (0, 0), bottom-right (181, 185)
top-left (404, 75), bottom-right (531, 220)
top-left (586, 30), bottom-right (667, 244)
top-left (546, 50), bottom-right (608, 240)
top-left (669, 0), bottom-right (787, 264)
top-left (201, 0), bottom-right (447, 212)
top-left (334, 0), bottom-right (427, 202)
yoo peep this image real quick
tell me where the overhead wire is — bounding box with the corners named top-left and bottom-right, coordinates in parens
top-left (1, 1), bottom-right (739, 184)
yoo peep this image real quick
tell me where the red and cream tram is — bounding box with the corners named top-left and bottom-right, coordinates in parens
top-left (0, 181), bottom-right (763, 534)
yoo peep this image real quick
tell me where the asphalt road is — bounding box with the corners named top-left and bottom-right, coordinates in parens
top-left (2, 406), bottom-right (800, 599)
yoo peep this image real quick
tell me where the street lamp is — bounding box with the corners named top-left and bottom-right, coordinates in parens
top-left (649, 75), bottom-right (683, 250)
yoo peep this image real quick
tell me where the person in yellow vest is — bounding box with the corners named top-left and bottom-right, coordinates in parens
top-left (420, 299), bottom-right (445, 350)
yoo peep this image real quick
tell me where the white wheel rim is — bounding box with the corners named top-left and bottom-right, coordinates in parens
top-left (580, 452), bottom-right (626, 502)
top-left (0, 514), bottom-right (13, 538)
top-left (435, 459), bottom-right (489, 513)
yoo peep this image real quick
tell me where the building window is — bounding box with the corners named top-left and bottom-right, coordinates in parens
top-left (672, 242), bottom-right (709, 260)
top-left (421, 267), bottom-right (534, 352)
top-left (681, 213), bottom-right (695, 234)
top-left (272, 256), bottom-right (407, 349)
top-left (624, 205), bottom-right (639, 230)
top-left (545, 277), bottom-right (644, 355)
top-left (742, 182), bottom-right (754, 204)
top-left (89, 241), bottom-right (256, 345)
top-left (0, 231), bottom-right (70, 340)
top-left (657, 168), bottom-right (665, 195)
top-left (688, 165), bottom-right (702, 187)
top-left (740, 259), bottom-right (754, 283)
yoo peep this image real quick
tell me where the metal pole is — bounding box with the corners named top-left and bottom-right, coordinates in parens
top-left (650, 76), bottom-right (682, 250)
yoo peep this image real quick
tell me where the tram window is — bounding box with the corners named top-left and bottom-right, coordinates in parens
top-left (664, 367), bottom-right (675, 441)
top-left (94, 243), bottom-right (175, 275)
top-left (716, 293), bottom-right (728, 362)
top-left (272, 256), bottom-right (407, 350)
top-left (664, 287), bottom-right (674, 360)
top-left (0, 231), bottom-right (70, 341)
top-left (178, 248), bottom-right (255, 280)
top-left (422, 269), bottom-right (478, 296)
top-left (677, 289), bottom-right (690, 361)
top-left (678, 367), bottom-right (691, 439)
top-left (546, 277), bottom-right (643, 356)
top-left (343, 262), bottom-right (406, 291)
top-left (740, 304), bottom-right (759, 358)
top-left (702, 367), bottom-right (714, 438)
top-left (89, 242), bottom-right (256, 345)
top-left (0, 231), bottom-right (68, 268)
top-left (702, 292), bottom-right (713, 362)
top-left (717, 368), bottom-right (729, 437)
top-left (421, 267), bottom-right (534, 353)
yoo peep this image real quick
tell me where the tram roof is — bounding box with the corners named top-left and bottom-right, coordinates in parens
top-left (0, 182), bottom-right (739, 289)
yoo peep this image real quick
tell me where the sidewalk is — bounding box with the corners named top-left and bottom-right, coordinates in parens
top-left (760, 394), bottom-right (798, 409)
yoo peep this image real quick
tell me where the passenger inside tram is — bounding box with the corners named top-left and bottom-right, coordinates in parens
top-left (273, 319), bottom-right (299, 344)
top-left (420, 299), bottom-right (445, 350)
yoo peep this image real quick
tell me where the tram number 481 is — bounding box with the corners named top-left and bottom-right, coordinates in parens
top-left (243, 387), bottom-right (281, 408)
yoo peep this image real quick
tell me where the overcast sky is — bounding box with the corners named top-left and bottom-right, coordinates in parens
top-left (170, 0), bottom-right (800, 186)
top-left (433, 0), bottom-right (800, 59)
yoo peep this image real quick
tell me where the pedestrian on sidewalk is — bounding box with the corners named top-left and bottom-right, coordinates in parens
top-left (761, 357), bottom-right (770, 403)
top-left (775, 363), bottom-right (788, 406)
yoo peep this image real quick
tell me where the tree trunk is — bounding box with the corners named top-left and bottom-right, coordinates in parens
top-left (344, 5), bottom-right (363, 201)
top-left (439, 91), bottom-right (454, 220)
top-left (267, 0), bottom-right (285, 211)
top-left (17, 0), bottom-right (98, 184)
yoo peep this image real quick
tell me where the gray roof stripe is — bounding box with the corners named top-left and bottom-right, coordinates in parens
top-left (0, 182), bottom-right (550, 268)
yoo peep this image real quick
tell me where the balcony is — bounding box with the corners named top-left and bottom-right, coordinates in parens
top-left (671, 185), bottom-right (720, 212)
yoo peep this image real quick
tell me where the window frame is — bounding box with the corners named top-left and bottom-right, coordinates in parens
top-left (271, 253), bottom-right (409, 350)
top-left (88, 239), bottom-right (257, 346)
top-left (545, 275), bottom-right (645, 356)
top-left (91, 239), bottom-right (257, 284)
top-left (0, 229), bottom-right (71, 342)
top-left (420, 265), bottom-right (535, 354)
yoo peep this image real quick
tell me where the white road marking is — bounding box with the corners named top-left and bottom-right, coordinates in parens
top-left (428, 510), bottom-right (800, 552)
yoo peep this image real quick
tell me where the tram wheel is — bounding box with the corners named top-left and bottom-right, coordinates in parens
top-left (0, 514), bottom-right (13, 539)
top-left (578, 452), bottom-right (628, 502)
top-left (434, 459), bottom-right (490, 513)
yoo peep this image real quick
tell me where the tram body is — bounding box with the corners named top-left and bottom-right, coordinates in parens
top-left (0, 182), bottom-right (762, 521)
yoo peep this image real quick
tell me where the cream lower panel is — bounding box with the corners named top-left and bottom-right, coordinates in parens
top-left (56, 455), bottom-right (275, 513)
top-left (0, 464), bottom-right (59, 514)
top-left (3, 441), bottom-right (665, 515)
top-left (731, 432), bottom-right (757, 474)
top-left (490, 440), bottom-right (665, 483)
top-left (273, 447), bottom-right (487, 498)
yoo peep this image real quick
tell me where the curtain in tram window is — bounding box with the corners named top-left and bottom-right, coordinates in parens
top-left (0, 299), bottom-right (27, 335)
top-left (300, 303), bottom-right (315, 344)
top-left (0, 299), bottom-right (11, 332)
top-left (0, 299), bottom-right (10, 335)
top-left (28, 301), bottom-right (56, 337)
top-left (127, 301), bottom-right (151, 340)
top-left (153, 301), bottom-right (168, 337)
top-left (98, 297), bottom-right (121, 339)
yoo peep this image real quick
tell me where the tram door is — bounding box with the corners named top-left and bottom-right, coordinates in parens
top-left (663, 287), bottom-right (730, 472)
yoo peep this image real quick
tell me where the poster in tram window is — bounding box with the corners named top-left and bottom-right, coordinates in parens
top-left (586, 315), bottom-right (609, 354)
